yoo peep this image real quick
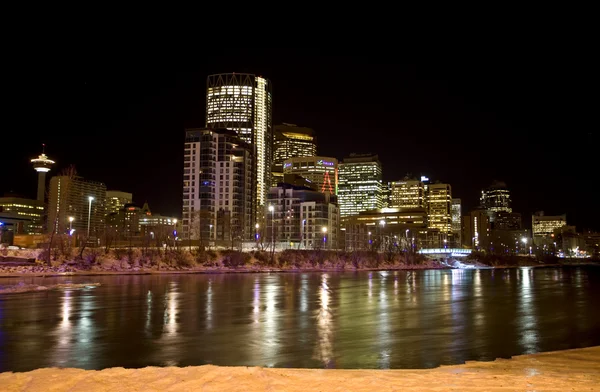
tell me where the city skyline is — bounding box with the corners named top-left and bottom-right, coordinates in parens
top-left (2, 49), bottom-right (597, 231)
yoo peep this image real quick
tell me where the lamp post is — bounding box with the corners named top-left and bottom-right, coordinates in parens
top-left (87, 196), bottom-right (94, 238)
top-left (255, 223), bottom-right (260, 241)
top-left (302, 219), bottom-right (306, 249)
top-left (209, 224), bottom-right (213, 248)
top-left (322, 226), bottom-right (328, 250)
top-left (521, 237), bottom-right (528, 255)
top-left (268, 205), bottom-right (275, 250)
top-left (379, 220), bottom-right (386, 251)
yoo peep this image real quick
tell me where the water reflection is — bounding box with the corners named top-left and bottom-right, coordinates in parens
top-left (314, 274), bottom-right (333, 367)
top-left (518, 268), bottom-right (538, 354)
top-left (1, 267), bottom-right (599, 372)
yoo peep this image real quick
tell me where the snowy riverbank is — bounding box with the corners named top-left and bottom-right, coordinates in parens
top-left (1, 346), bottom-right (598, 391)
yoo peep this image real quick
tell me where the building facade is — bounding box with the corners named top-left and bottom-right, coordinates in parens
top-left (343, 207), bottom-right (430, 251)
top-left (0, 196), bottom-right (44, 235)
top-left (427, 183), bottom-right (452, 235)
top-left (481, 181), bottom-right (512, 214)
top-left (389, 179), bottom-right (426, 209)
top-left (105, 190), bottom-right (133, 215)
top-left (182, 128), bottom-right (255, 243)
top-left (462, 208), bottom-right (491, 250)
top-left (48, 176), bottom-right (107, 237)
top-left (338, 154), bottom-right (383, 218)
top-left (451, 198), bottom-right (462, 247)
top-left (266, 184), bottom-right (339, 250)
top-left (206, 73), bottom-right (272, 211)
top-left (532, 211), bottom-right (567, 246)
top-left (282, 156), bottom-right (338, 195)
top-left (273, 123), bottom-right (316, 165)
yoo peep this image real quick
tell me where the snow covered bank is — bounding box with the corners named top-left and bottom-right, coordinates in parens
top-left (1, 346), bottom-right (598, 391)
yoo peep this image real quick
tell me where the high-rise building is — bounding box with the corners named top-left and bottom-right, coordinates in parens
top-left (427, 183), bottom-right (452, 234)
top-left (182, 128), bottom-right (255, 243)
top-left (266, 183), bottom-right (339, 250)
top-left (389, 179), bottom-right (425, 209)
top-left (273, 123), bottom-right (316, 165)
top-left (532, 211), bottom-right (567, 246)
top-left (105, 190), bottom-right (133, 215)
top-left (282, 156), bottom-right (338, 195)
top-left (481, 181), bottom-right (512, 214)
top-left (272, 123), bottom-right (317, 187)
top-left (206, 73), bottom-right (272, 210)
top-left (0, 196), bottom-right (44, 235)
top-left (381, 182), bottom-right (391, 208)
top-left (338, 154), bottom-right (382, 218)
top-left (48, 176), bottom-right (106, 237)
top-left (451, 198), bottom-right (462, 247)
top-left (462, 208), bottom-right (491, 250)
top-left (30, 145), bottom-right (55, 202)
top-left (494, 211), bottom-right (522, 230)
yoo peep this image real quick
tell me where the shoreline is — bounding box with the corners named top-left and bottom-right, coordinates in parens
top-left (1, 346), bottom-right (599, 391)
top-left (0, 261), bottom-right (597, 279)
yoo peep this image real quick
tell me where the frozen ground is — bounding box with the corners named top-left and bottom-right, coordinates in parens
top-left (1, 346), bottom-right (598, 391)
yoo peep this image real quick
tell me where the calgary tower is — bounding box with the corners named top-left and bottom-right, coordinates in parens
top-left (31, 144), bottom-right (55, 202)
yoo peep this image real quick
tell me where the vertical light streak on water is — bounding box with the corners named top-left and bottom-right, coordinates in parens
top-left (378, 272), bottom-right (390, 368)
top-left (253, 277), bottom-right (260, 324)
top-left (53, 290), bottom-right (72, 366)
top-left (262, 276), bottom-right (278, 366)
top-left (206, 279), bottom-right (212, 330)
top-left (314, 273), bottom-right (333, 367)
top-left (145, 290), bottom-right (152, 334)
top-left (165, 281), bottom-right (178, 336)
top-left (518, 268), bottom-right (538, 354)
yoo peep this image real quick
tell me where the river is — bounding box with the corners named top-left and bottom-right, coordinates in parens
top-left (0, 266), bottom-right (599, 372)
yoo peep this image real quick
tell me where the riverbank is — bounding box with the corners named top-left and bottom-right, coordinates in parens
top-left (1, 346), bottom-right (598, 391)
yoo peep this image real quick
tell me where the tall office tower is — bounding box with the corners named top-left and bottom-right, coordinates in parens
top-left (267, 183), bottom-right (340, 250)
top-left (31, 145), bottom-right (55, 202)
top-left (463, 208), bottom-right (491, 249)
top-left (389, 179), bottom-right (425, 208)
top-left (105, 190), bottom-right (133, 214)
top-left (283, 156), bottom-right (338, 195)
top-left (481, 181), bottom-right (512, 214)
top-left (427, 183), bottom-right (452, 234)
top-left (273, 123), bottom-right (316, 164)
top-left (532, 211), bottom-right (567, 246)
top-left (451, 198), bottom-right (462, 247)
top-left (48, 176), bottom-right (106, 237)
top-left (338, 154), bottom-right (382, 218)
top-left (206, 74), bottom-right (272, 211)
top-left (182, 128), bottom-right (255, 243)
top-left (272, 123), bottom-right (317, 187)
top-left (381, 182), bottom-right (391, 208)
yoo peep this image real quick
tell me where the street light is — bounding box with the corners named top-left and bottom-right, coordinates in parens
top-left (521, 237), bottom-right (528, 255)
top-left (69, 216), bottom-right (74, 232)
top-left (322, 226), bottom-right (328, 249)
top-left (255, 223), bottom-right (260, 241)
top-left (87, 196), bottom-right (94, 237)
top-left (269, 205), bottom-right (275, 250)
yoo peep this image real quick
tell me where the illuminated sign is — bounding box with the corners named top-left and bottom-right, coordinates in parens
top-left (283, 163), bottom-right (292, 169)
top-left (420, 176), bottom-right (429, 182)
top-left (317, 160), bottom-right (334, 167)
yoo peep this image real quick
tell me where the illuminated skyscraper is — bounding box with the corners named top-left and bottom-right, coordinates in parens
top-left (427, 183), bottom-right (452, 234)
top-left (105, 190), bottom-right (133, 215)
top-left (206, 73), bottom-right (272, 210)
top-left (451, 198), bottom-right (462, 247)
top-left (182, 128), bottom-right (254, 243)
top-left (273, 123), bottom-right (316, 164)
top-left (282, 156), bottom-right (338, 195)
top-left (480, 181), bottom-right (512, 214)
top-left (389, 179), bottom-right (425, 209)
top-left (338, 154), bottom-right (382, 217)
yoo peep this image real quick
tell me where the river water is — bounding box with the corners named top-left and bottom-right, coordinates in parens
top-left (0, 266), bottom-right (599, 372)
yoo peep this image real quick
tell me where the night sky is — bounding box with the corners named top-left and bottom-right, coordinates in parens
top-left (3, 48), bottom-right (597, 231)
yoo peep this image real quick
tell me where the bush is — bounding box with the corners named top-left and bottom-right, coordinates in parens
top-left (195, 250), bottom-right (218, 266)
top-left (166, 249), bottom-right (195, 268)
top-left (222, 251), bottom-right (250, 268)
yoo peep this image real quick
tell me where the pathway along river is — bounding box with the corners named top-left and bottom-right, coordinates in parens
top-left (1, 266), bottom-right (599, 372)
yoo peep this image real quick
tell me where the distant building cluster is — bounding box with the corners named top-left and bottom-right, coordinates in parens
top-left (1, 72), bottom-right (598, 259)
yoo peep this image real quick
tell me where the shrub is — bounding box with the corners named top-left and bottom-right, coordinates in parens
top-left (221, 251), bottom-right (250, 268)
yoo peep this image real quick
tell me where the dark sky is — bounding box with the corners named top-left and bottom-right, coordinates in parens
top-left (3, 48), bottom-right (597, 230)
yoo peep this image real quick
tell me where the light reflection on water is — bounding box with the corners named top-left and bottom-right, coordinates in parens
top-left (0, 266), bottom-right (599, 372)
